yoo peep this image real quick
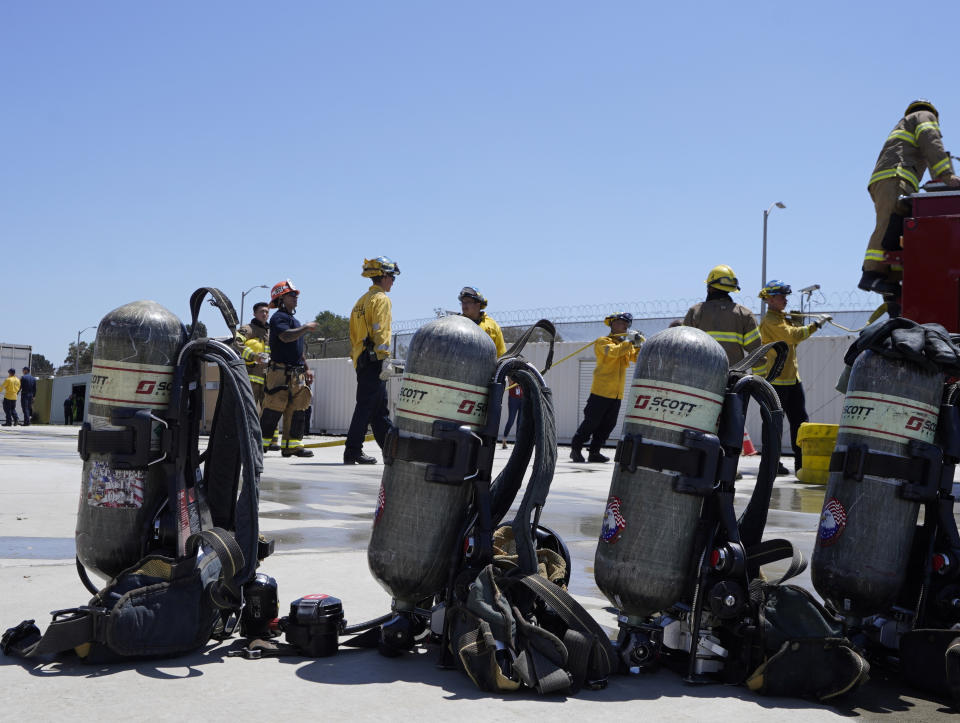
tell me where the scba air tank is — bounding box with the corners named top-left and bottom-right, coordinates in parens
top-left (594, 326), bottom-right (729, 619)
top-left (75, 300), bottom-right (185, 581)
top-left (367, 315), bottom-right (497, 608)
top-left (811, 350), bottom-right (943, 617)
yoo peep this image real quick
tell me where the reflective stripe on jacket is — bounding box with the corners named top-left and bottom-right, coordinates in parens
top-left (350, 284), bottom-right (393, 367)
top-left (869, 110), bottom-right (953, 191)
top-left (754, 309), bottom-right (818, 384)
top-left (590, 335), bottom-right (638, 399)
top-left (683, 298), bottom-right (761, 366)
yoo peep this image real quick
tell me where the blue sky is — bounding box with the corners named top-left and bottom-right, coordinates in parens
top-left (3, 1), bottom-right (959, 363)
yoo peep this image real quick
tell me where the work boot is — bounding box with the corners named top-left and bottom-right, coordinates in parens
top-left (282, 448), bottom-right (314, 458)
top-left (587, 451), bottom-right (610, 463)
top-left (857, 271), bottom-right (901, 297)
top-left (570, 447), bottom-right (585, 463)
top-left (267, 443), bottom-right (281, 452)
top-left (345, 452), bottom-right (377, 465)
top-left (776, 462), bottom-right (790, 476)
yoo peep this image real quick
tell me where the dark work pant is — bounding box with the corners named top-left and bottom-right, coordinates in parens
top-left (3, 398), bottom-right (18, 425)
top-left (345, 359), bottom-right (392, 456)
top-left (571, 393), bottom-right (621, 453)
top-left (503, 395), bottom-right (522, 438)
top-left (774, 382), bottom-right (809, 469)
top-left (21, 394), bottom-right (34, 424)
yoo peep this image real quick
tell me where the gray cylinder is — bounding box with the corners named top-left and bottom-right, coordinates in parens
top-left (811, 350), bottom-right (943, 616)
top-left (367, 315), bottom-right (497, 608)
top-left (75, 300), bottom-right (184, 581)
top-left (594, 326), bottom-right (729, 620)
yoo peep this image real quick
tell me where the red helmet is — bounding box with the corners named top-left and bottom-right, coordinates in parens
top-left (269, 279), bottom-right (299, 308)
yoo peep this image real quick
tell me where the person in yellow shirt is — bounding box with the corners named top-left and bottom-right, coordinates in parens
top-left (755, 280), bottom-right (830, 475)
top-left (570, 312), bottom-right (642, 463)
top-left (458, 285), bottom-right (506, 356)
top-left (2, 368), bottom-right (22, 426)
top-left (345, 256), bottom-right (399, 465)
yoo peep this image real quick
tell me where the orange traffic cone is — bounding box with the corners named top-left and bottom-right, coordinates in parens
top-left (742, 429), bottom-right (758, 456)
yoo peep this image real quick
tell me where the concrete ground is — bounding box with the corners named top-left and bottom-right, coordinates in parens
top-left (0, 424), bottom-right (957, 721)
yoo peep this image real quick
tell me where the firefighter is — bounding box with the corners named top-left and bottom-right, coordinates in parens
top-left (755, 280), bottom-right (830, 475)
top-left (237, 301), bottom-right (277, 450)
top-left (859, 99), bottom-right (960, 304)
top-left (570, 312), bottom-right (641, 463)
top-left (260, 279), bottom-right (317, 458)
top-left (683, 264), bottom-right (761, 366)
top-left (458, 285), bottom-right (506, 356)
top-left (345, 256), bottom-right (399, 465)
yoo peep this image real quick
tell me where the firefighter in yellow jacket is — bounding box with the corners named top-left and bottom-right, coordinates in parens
top-left (755, 280), bottom-right (830, 475)
top-left (859, 99), bottom-right (960, 304)
top-left (345, 256), bottom-right (399, 465)
top-left (570, 312), bottom-right (642, 463)
top-left (236, 302), bottom-right (271, 408)
top-left (683, 264), bottom-right (761, 366)
top-left (458, 285), bottom-right (506, 356)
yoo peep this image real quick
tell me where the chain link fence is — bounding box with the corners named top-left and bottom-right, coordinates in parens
top-left (306, 292), bottom-right (881, 361)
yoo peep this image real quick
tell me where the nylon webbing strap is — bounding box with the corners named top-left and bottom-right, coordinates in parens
top-left (186, 527), bottom-right (245, 608)
top-left (731, 340), bottom-right (789, 382)
top-left (615, 435), bottom-right (701, 476)
top-left (746, 538), bottom-right (807, 584)
top-left (78, 428), bottom-right (134, 455)
top-left (385, 432), bottom-right (456, 467)
top-left (507, 573), bottom-right (615, 681)
top-left (501, 319), bottom-right (557, 373)
top-left (188, 287), bottom-right (239, 341)
top-left (829, 446), bottom-right (922, 483)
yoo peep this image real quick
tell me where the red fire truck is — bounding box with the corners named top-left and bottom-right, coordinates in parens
top-left (887, 183), bottom-right (960, 332)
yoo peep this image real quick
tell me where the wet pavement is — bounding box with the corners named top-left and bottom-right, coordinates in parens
top-left (0, 425), bottom-right (957, 720)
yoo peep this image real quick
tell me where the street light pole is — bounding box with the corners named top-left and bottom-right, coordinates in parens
top-left (76, 326), bottom-right (96, 375)
top-left (240, 284), bottom-right (269, 323)
top-left (761, 201), bottom-right (786, 317)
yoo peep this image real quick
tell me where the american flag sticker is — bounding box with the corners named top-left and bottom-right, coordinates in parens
top-left (818, 497), bottom-right (848, 546)
top-left (600, 495), bottom-right (627, 544)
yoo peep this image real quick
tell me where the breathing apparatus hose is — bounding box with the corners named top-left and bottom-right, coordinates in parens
top-left (729, 374), bottom-right (784, 553)
top-left (489, 358), bottom-right (557, 575)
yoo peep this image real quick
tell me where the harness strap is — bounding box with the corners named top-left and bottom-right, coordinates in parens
top-left (829, 441), bottom-right (942, 502)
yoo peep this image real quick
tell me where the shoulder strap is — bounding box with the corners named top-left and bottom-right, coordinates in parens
top-left (189, 287), bottom-right (239, 342)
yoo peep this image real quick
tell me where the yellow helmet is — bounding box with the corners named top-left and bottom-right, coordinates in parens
top-left (604, 311), bottom-right (633, 327)
top-left (362, 256), bottom-right (401, 278)
top-left (905, 99), bottom-right (938, 118)
top-left (705, 265), bottom-right (740, 292)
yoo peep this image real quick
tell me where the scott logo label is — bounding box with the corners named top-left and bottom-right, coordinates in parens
top-left (905, 415), bottom-right (936, 433)
top-left (399, 386), bottom-right (428, 402)
top-left (633, 394), bottom-right (698, 415)
top-left (136, 380), bottom-right (156, 394)
top-left (843, 405), bottom-right (873, 418)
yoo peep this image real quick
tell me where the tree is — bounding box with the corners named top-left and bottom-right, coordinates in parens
top-left (58, 340), bottom-right (95, 375)
top-left (185, 321), bottom-right (208, 337)
top-left (313, 310), bottom-right (350, 340)
top-left (30, 353), bottom-right (55, 377)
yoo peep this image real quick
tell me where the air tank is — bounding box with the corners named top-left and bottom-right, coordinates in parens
top-left (811, 350), bottom-right (943, 616)
top-left (594, 326), bottom-right (729, 619)
top-left (75, 300), bottom-right (185, 581)
top-left (367, 315), bottom-right (497, 608)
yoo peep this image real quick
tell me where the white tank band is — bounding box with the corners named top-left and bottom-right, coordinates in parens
top-left (625, 379), bottom-right (723, 434)
top-left (396, 372), bottom-right (489, 431)
top-left (840, 391), bottom-right (938, 444)
top-left (90, 360), bottom-right (175, 408)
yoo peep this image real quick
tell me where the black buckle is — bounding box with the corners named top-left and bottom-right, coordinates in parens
top-left (673, 429), bottom-right (721, 496)
top-left (383, 426), bottom-right (399, 466)
top-left (77, 409), bottom-right (157, 469)
top-left (837, 444), bottom-right (867, 482)
top-left (900, 440), bottom-right (943, 502)
top-left (426, 421), bottom-right (481, 484)
top-left (616, 433), bottom-right (644, 473)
